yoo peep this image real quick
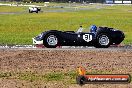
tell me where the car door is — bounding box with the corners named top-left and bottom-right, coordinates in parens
top-left (61, 32), bottom-right (78, 46)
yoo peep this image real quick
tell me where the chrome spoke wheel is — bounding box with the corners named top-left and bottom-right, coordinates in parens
top-left (99, 35), bottom-right (109, 46)
top-left (47, 35), bottom-right (58, 46)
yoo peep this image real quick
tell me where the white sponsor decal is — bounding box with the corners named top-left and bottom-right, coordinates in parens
top-left (83, 34), bottom-right (92, 42)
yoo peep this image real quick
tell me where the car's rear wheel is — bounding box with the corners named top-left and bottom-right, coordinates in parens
top-left (43, 34), bottom-right (58, 48)
top-left (95, 33), bottom-right (111, 48)
top-left (36, 11), bottom-right (38, 13)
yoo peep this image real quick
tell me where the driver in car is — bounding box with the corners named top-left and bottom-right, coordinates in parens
top-left (90, 25), bottom-right (97, 33)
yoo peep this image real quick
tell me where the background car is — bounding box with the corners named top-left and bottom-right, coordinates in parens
top-left (32, 25), bottom-right (125, 48)
top-left (29, 7), bottom-right (41, 13)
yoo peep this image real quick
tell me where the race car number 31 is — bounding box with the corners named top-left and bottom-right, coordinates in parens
top-left (83, 34), bottom-right (92, 42)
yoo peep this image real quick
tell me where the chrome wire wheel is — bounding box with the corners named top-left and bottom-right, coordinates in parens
top-left (99, 35), bottom-right (109, 46)
top-left (47, 35), bottom-right (58, 46)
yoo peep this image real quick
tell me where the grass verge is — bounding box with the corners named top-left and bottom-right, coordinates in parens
top-left (0, 5), bottom-right (132, 45)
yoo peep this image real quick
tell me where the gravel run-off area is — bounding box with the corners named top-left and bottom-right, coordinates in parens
top-left (0, 49), bottom-right (132, 88)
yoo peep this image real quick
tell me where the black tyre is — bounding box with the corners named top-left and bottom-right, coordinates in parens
top-left (36, 11), bottom-right (38, 13)
top-left (29, 10), bottom-right (33, 13)
top-left (29, 10), bottom-right (31, 13)
top-left (95, 33), bottom-right (111, 48)
top-left (38, 8), bottom-right (41, 11)
top-left (76, 75), bottom-right (86, 85)
top-left (43, 33), bottom-right (58, 48)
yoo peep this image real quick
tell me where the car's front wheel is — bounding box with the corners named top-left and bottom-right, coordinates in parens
top-left (29, 10), bottom-right (33, 13)
top-left (43, 34), bottom-right (58, 48)
top-left (95, 33), bottom-right (111, 48)
top-left (29, 10), bottom-right (31, 13)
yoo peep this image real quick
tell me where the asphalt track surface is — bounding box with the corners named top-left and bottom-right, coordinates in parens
top-left (0, 45), bottom-right (132, 51)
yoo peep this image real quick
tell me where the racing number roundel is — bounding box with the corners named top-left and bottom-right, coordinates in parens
top-left (83, 34), bottom-right (92, 42)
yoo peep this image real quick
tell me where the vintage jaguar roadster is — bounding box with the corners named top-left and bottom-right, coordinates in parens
top-left (32, 25), bottom-right (125, 48)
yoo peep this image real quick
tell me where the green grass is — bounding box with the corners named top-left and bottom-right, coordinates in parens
top-left (0, 71), bottom-right (77, 84)
top-left (18, 71), bottom-right (77, 84)
top-left (0, 71), bottom-right (100, 83)
top-left (0, 6), bottom-right (27, 12)
top-left (0, 5), bottom-right (132, 45)
top-left (0, 70), bottom-right (131, 84)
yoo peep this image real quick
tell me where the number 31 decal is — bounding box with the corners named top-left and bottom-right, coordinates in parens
top-left (83, 34), bottom-right (92, 42)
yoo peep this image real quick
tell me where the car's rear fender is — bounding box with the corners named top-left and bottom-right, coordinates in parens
top-left (96, 27), bottom-right (112, 35)
top-left (110, 30), bottom-right (125, 44)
